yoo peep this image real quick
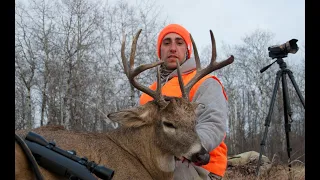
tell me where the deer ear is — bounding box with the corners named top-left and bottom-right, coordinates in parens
top-left (107, 108), bottom-right (147, 128)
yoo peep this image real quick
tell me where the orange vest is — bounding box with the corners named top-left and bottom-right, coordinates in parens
top-left (139, 70), bottom-right (228, 177)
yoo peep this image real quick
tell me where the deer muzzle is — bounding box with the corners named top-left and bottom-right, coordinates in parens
top-left (190, 146), bottom-right (210, 166)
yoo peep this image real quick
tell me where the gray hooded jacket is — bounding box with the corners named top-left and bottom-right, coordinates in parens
top-left (161, 57), bottom-right (228, 152)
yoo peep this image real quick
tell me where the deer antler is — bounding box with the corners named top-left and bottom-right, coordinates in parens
top-left (176, 30), bottom-right (234, 101)
top-left (121, 29), bottom-right (167, 107)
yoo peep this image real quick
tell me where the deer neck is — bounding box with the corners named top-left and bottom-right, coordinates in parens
top-left (106, 126), bottom-right (175, 180)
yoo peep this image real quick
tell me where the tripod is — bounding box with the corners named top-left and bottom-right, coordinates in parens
top-left (255, 56), bottom-right (305, 177)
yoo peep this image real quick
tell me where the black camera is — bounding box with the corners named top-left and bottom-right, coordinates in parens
top-left (268, 39), bottom-right (299, 59)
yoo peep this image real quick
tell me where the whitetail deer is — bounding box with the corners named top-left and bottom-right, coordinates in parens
top-left (15, 29), bottom-right (234, 180)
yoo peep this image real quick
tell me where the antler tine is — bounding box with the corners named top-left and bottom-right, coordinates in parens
top-left (156, 65), bottom-right (161, 94)
top-left (176, 59), bottom-right (187, 99)
top-left (121, 29), bottom-right (165, 102)
top-left (121, 33), bottom-right (129, 77)
top-left (210, 30), bottom-right (217, 62)
top-left (129, 30), bottom-right (142, 72)
top-left (184, 30), bottom-right (234, 98)
top-left (191, 34), bottom-right (201, 72)
top-left (208, 30), bottom-right (234, 70)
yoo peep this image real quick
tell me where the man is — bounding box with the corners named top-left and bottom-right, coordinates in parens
top-left (139, 24), bottom-right (228, 180)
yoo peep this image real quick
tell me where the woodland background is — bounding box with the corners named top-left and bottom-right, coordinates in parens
top-left (15, 0), bottom-right (305, 164)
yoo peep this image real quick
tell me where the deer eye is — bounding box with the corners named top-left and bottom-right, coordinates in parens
top-left (163, 121), bottom-right (176, 129)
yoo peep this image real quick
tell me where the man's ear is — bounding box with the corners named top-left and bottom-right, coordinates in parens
top-left (107, 108), bottom-right (148, 128)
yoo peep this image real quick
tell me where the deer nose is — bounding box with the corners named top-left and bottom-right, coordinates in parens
top-left (190, 146), bottom-right (210, 166)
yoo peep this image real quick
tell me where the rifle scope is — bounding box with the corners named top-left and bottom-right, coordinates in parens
top-left (25, 131), bottom-right (114, 180)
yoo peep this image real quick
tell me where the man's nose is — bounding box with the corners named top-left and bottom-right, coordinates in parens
top-left (169, 43), bottom-right (177, 52)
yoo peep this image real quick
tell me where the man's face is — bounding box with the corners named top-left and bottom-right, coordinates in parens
top-left (160, 33), bottom-right (187, 70)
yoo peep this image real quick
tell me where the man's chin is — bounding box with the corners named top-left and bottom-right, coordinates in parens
top-left (165, 63), bottom-right (177, 70)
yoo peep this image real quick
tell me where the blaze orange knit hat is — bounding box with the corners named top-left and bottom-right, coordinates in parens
top-left (157, 24), bottom-right (192, 59)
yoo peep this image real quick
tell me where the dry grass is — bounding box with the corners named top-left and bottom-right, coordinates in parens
top-left (223, 163), bottom-right (305, 180)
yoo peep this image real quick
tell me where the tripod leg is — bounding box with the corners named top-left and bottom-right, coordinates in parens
top-left (282, 72), bottom-right (293, 118)
top-left (286, 69), bottom-right (305, 108)
top-left (282, 72), bottom-right (293, 172)
top-left (255, 71), bottom-right (282, 177)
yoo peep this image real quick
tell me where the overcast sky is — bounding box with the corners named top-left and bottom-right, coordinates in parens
top-left (146, 0), bottom-right (305, 63)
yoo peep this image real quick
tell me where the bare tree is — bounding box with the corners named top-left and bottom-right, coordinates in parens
top-left (15, 2), bottom-right (38, 129)
top-left (15, 0), bottom-right (168, 132)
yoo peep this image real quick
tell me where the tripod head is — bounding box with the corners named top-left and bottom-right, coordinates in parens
top-left (260, 57), bottom-right (287, 74)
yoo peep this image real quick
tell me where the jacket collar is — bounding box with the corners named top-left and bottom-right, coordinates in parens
top-left (163, 57), bottom-right (196, 84)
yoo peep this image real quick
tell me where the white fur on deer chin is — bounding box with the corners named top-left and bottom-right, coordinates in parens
top-left (182, 142), bottom-right (202, 160)
top-left (156, 155), bottom-right (176, 172)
